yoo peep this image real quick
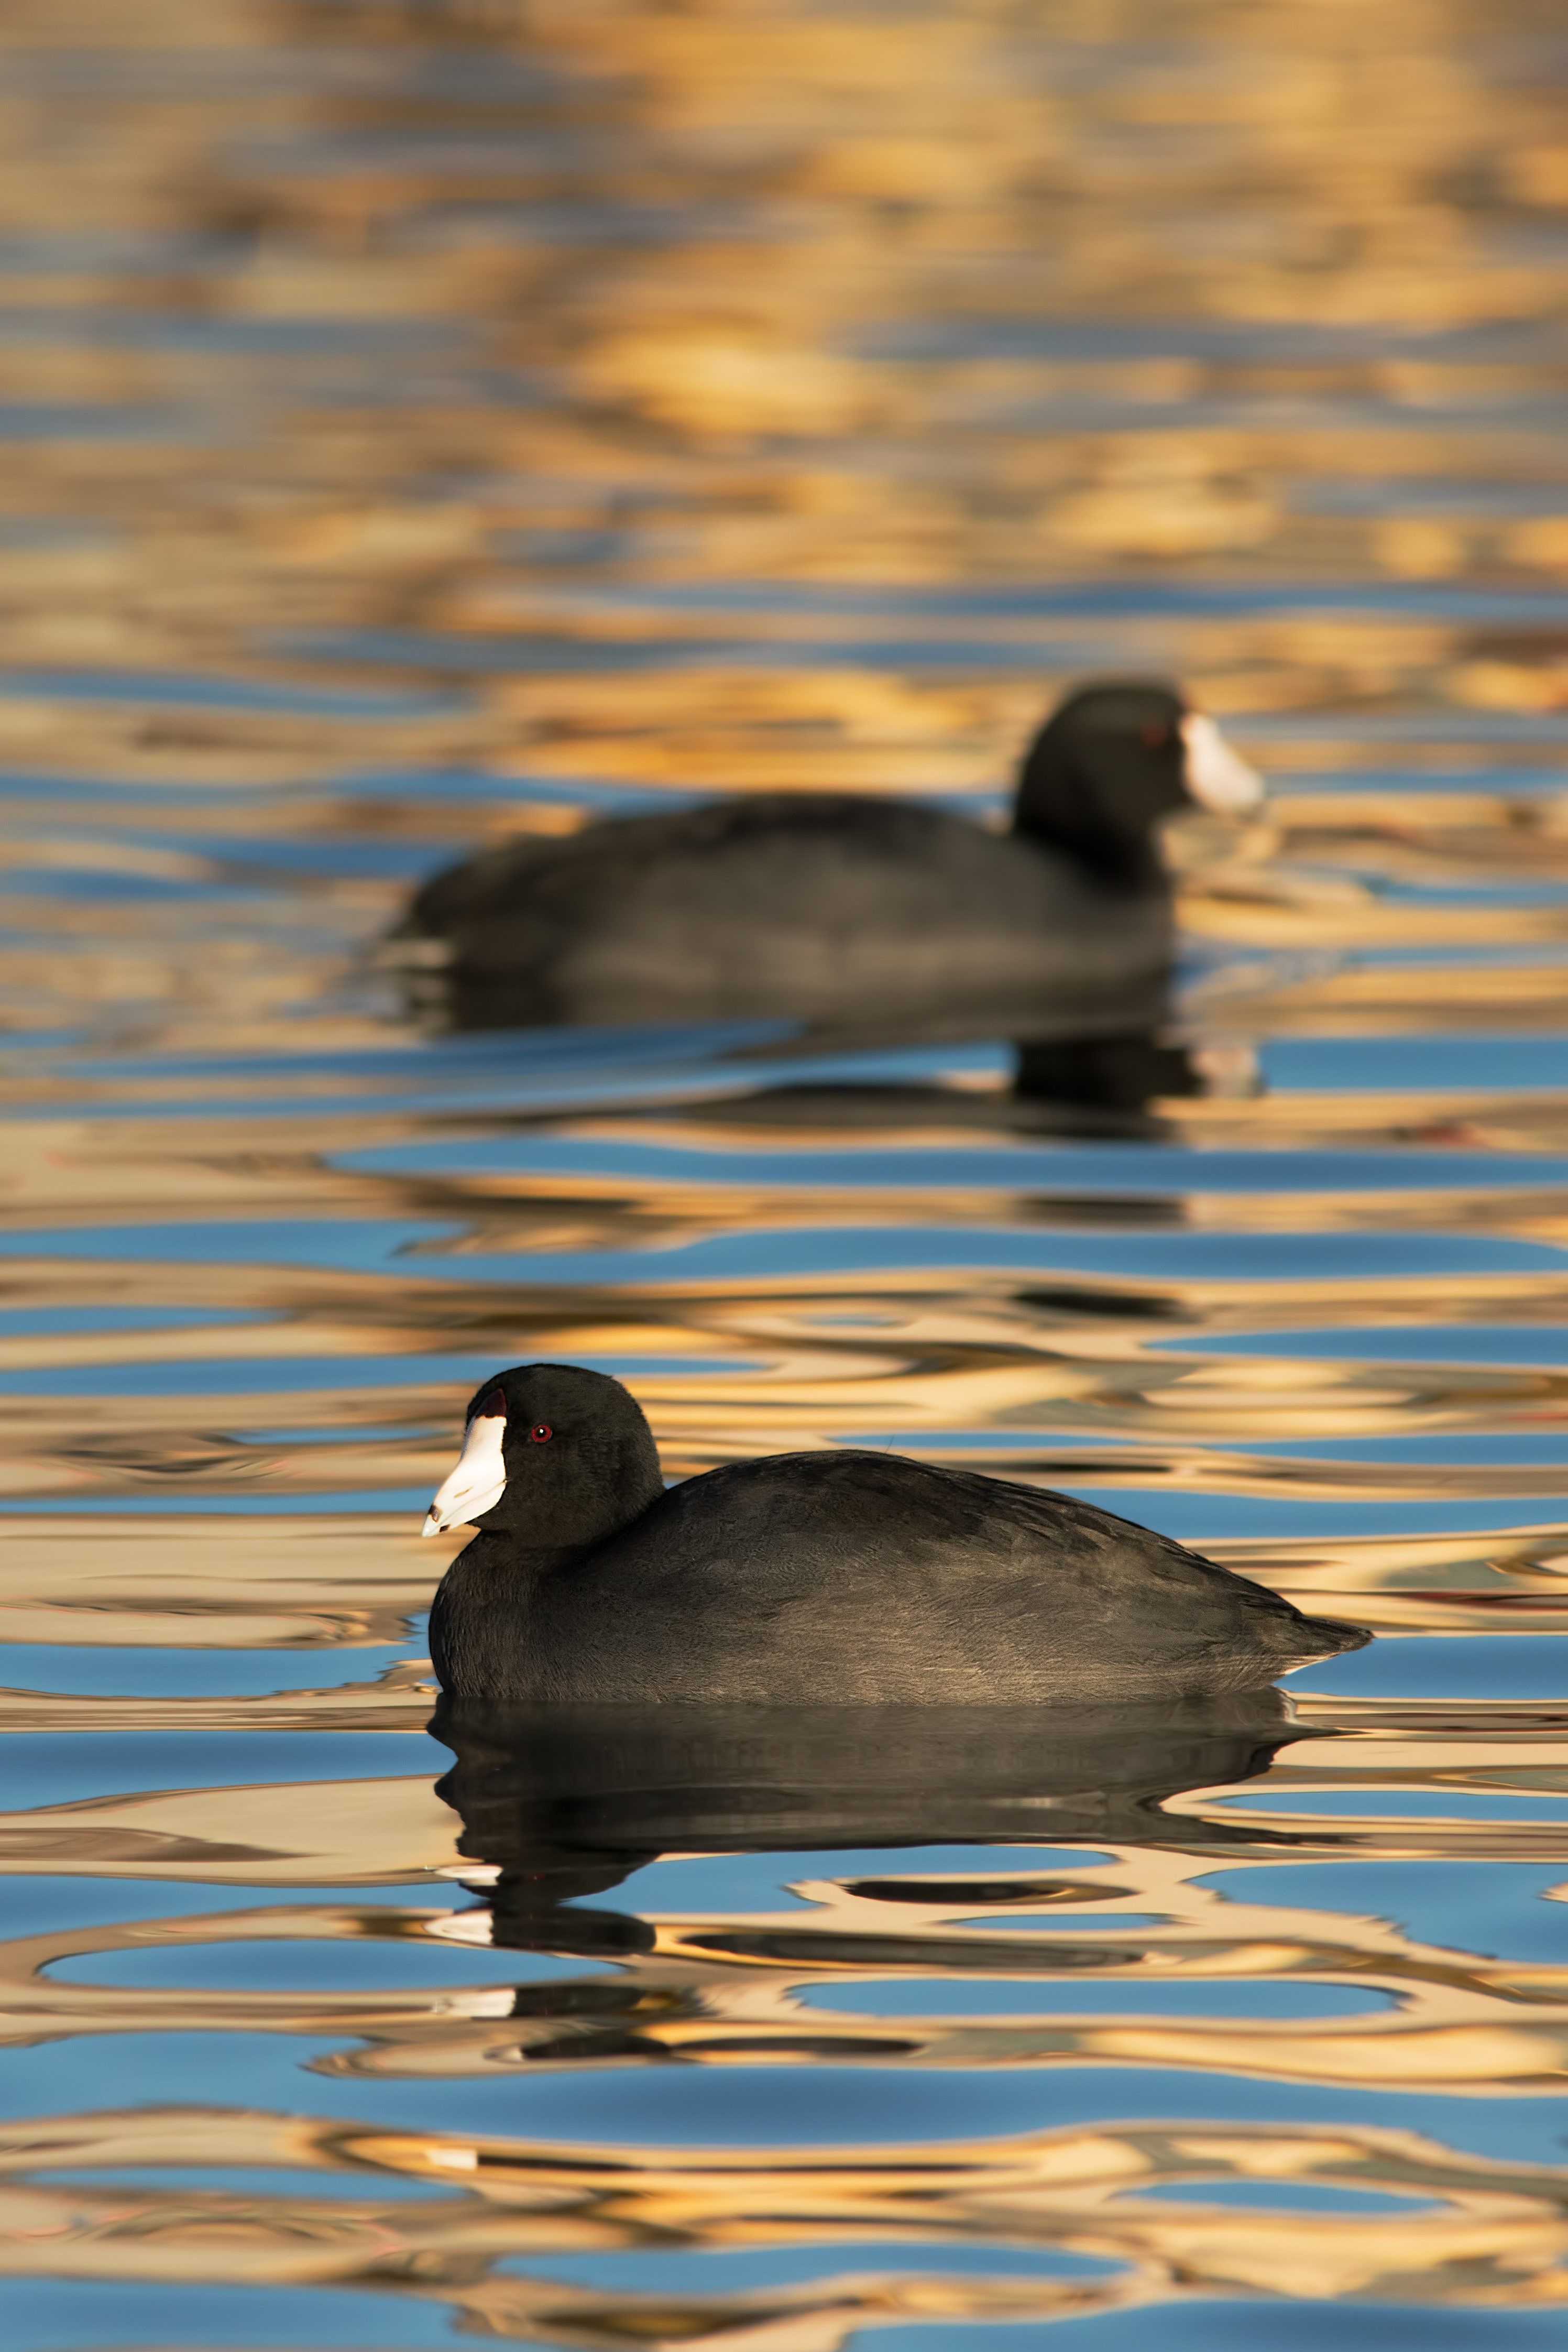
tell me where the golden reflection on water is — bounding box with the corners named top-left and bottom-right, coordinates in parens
top-left (2, 0), bottom-right (1568, 2344)
top-left (9, 2108), bottom-right (1568, 2340)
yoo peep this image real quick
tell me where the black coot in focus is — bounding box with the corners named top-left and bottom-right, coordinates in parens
top-left (423, 1364), bottom-right (1368, 1705)
top-left (392, 680), bottom-right (1263, 1032)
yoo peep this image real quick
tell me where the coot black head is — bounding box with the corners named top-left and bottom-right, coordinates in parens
top-left (422, 1363), bottom-right (663, 1548)
top-left (1013, 680), bottom-right (1262, 888)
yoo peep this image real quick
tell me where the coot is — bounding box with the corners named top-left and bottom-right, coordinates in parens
top-left (423, 1364), bottom-right (1367, 1705)
top-left (393, 680), bottom-right (1263, 1031)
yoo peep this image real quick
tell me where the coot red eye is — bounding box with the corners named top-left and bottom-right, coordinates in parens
top-left (1141, 721), bottom-right (1170, 750)
top-left (530, 1423), bottom-right (552, 1443)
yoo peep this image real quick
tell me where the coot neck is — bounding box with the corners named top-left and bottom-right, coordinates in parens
top-left (1012, 800), bottom-right (1166, 894)
top-left (460, 1529), bottom-right (616, 1575)
top-left (1011, 738), bottom-right (1174, 895)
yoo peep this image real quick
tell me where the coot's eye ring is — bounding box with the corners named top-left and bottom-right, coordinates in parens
top-left (530, 1423), bottom-right (553, 1443)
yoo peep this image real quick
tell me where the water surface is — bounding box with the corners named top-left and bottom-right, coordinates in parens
top-left (3, 3), bottom-right (1568, 2346)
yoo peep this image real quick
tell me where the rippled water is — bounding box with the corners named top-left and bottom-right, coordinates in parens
top-left (4, 3), bottom-right (1568, 2346)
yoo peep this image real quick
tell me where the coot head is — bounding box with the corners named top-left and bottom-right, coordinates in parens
top-left (1013, 681), bottom-right (1262, 887)
top-left (422, 1363), bottom-right (664, 1546)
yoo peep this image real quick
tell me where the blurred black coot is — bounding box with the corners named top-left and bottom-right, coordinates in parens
top-left (392, 680), bottom-right (1264, 1032)
top-left (423, 1364), bottom-right (1368, 1707)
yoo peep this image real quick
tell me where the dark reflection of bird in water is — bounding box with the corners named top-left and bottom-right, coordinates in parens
top-left (1013, 1027), bottom-right (1259, 1131)
top-left (682, 1025), bottom-right (1262, 1143)
top-left (430, 1693), bottom-right (1300, 1956)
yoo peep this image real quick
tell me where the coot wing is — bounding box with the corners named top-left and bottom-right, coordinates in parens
top-left (533, 1451), bottom-right (1365, 1703)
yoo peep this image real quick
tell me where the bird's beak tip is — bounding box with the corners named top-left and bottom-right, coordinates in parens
top-left (1180, 710), bottom-right (1266, 816)
top-left (421, 1509), bottom-right (443, 1538)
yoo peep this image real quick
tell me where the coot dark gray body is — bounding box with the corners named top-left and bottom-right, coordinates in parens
top-left (394, 682), bottom-right (1263, 1031)
top-left (424, 1364), bottom-right (1367, 1705)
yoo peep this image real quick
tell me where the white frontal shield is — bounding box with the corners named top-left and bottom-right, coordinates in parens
top-left (1180, 712), bottom-right (1265, 815)
top-left (423, 1406), bottom-right (507, 1536)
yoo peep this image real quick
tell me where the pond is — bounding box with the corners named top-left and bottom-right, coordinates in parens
top-left (1, 4), bottom-right (1567, 2347)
